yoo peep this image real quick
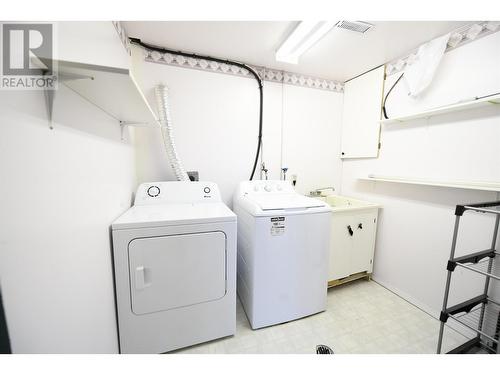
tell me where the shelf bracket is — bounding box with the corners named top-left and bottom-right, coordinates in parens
top-left (43, 71), bottom-right (93, 130)
top-left (43, 81), bottom-right (55, 130)
top-left (119, 121), bottom-right (149, 141)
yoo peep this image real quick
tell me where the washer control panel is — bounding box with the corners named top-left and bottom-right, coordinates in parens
top-left (134, 181), bottom-right (221, 205)
top-left (241, 180), bottom-right (295, 195)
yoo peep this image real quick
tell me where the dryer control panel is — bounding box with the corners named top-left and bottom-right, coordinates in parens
top-left (134, 181), bottom-right (222, 205)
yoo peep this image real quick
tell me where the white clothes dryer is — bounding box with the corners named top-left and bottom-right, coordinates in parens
top-left (112, 181), bottom-right (236, 353)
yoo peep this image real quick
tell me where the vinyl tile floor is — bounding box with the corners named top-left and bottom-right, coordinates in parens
top-left (175, 280), bottom-right (469, 354)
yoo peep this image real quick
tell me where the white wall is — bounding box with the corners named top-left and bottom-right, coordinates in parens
top-left (0, 85), bottom-right (135, 353)
top-left (55, 22), bottom-right (130, 69)
top-left (341, 32), bottom-right (500, 316)
top-left (133, 61), bottom-right (343, 206)
top-left (282, 84), bottom-right (343, 195)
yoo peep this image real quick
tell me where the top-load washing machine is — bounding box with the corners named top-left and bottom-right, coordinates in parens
top-left (233, 180), bottom-right (331, 329)
top-left (111, 181), bottom-right (236, 353)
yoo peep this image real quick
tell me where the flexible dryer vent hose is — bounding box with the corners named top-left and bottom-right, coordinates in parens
top-left (155, 85), bottom-right (190, 181)
top-left (129, 38), bottom-right (263, 180)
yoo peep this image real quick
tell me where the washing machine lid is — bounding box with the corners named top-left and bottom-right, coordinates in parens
top-left (249, 194), bottom-right (326, 211)
top-left (112, 202), bottom-right (236, 230)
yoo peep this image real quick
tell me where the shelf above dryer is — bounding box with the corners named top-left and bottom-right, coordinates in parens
top-left (57, 59), bottom-right (157, 126)
top-left (32, 44), bottom-right (158, 132)
top-left (379, 93), bottom-right (500, 125)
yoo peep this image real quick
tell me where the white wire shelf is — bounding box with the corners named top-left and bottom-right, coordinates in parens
top-left (360, 175), bottom-right (500, 192)
top-left (456, 253), bottom-right (500, 281)
top-left (449, 303), bottom-right (500, 349)
top-left (380, 93), bottom-right (500, 125)
top-left (463, 205), bottom-right (500, 215)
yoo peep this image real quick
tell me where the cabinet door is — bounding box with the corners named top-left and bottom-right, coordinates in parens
top-left (340, 66), bottom-right (385, 159)
top-left (350, 212), bottom-right (377, 274)
top-left (329, 214), bottom-right (354, 280)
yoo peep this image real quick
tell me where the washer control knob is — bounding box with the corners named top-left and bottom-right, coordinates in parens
top-left (147, 185), bottom-right (160, 197)
top-left (253, 185), bottom-right (260, 192)
top-left (277, 185), bottom-right (283, 191)
top-left (204, 186), bottom-right (211, 194)
top-left (264, 185), bottom-right (272, 192)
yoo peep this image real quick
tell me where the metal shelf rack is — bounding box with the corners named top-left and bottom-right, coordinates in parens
top-left (437, 201), bottom-right (500, 354)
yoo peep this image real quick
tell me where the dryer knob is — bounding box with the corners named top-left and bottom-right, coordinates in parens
top-left (264, 185), bottom-right (272, 192)
top-left (253, 186), bottom-right (260, 192)
top-left (147, 185), bottom-right (160, 197)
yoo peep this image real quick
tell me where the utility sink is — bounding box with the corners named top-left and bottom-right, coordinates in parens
top-left (313, 195), bottom-right (381, 212)
top-left (310, 193), bottom-right (381, 285)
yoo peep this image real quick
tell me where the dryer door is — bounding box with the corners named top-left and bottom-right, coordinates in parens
top-left (128, 231), bottom-right (226, 315)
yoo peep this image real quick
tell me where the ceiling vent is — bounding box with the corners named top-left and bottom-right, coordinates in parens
top-left (335, 21), bottom-right (373, 33)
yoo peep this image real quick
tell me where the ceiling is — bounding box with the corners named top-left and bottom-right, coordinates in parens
top-left (123, 21), bottom-right (471, 82)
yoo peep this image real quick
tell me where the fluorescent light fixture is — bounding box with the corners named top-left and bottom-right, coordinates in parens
top-left (276, 21), bottom-right (336, 64)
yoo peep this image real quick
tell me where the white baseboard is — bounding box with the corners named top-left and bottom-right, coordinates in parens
top-left (372, 277), bottom-right (472, 340)
top-left (373, 277), bottom-right (439, 317)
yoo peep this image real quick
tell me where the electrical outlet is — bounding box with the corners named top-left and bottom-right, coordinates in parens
top-left (187, 171), bottom-right (199, 181)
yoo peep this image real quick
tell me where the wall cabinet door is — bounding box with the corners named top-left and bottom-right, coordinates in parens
top-left (340, 66), bottom-right (385, 159)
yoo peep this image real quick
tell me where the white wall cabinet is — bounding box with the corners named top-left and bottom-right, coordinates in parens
top-left (340, 66), bottom-right (385, 159)
top-left (329, 208), bottom-right (379, 282)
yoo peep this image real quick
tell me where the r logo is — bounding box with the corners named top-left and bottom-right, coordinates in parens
top-left (2, 23), bottom-right (53, 76)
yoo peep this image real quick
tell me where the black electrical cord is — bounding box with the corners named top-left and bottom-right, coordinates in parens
top-left (382, 71), bottom-right (499, 120)
top-left (476, 91), bottom-right (500, 100)
top-left (382, 72), bottom-right (404, 120)
top-left (129, 37), bottom-right (264, 181)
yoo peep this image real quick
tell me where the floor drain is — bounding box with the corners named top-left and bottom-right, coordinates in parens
top-left (316, 344), bottom-right (334, 354)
